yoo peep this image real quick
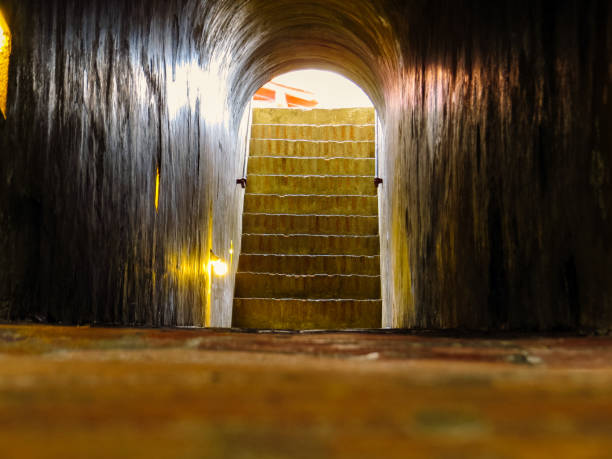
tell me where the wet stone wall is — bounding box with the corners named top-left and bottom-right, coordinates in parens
top-left (0, 0), bottom-right (247, 326)
top-left (0, 0), bottom-right (610, 330)
top-left (378, 0), bottom-right (612, 330)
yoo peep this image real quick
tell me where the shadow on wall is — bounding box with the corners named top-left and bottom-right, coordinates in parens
top-left (0, 0), bottom-right (610, 331)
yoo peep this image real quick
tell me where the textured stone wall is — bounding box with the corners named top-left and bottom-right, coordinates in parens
top-left (0, 0), bottom-right (248, 326)
top-left (378, 1), bottom-right (612, 330)
top-left (0, 0), bottom-right (610, 330)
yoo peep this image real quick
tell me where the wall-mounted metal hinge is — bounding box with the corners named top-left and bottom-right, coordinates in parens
top-left (374, 177), bottom-right (383, 188)
top-left (236, 178), bottom-right (247, 188)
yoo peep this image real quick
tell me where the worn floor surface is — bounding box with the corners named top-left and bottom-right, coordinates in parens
top-left (0, 324), bottom-right (611, 458)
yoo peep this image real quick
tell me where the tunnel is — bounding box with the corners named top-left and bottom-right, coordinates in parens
top-left (0, 0), bottom-right (611, 332)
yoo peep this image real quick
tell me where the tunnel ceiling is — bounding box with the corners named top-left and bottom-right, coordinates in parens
top-left (194, 0), bottom-right (399, 121)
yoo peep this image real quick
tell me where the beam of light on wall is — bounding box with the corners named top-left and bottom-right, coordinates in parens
top-left (171, 258), bottom-right (207, 278)
top-left (254, 69), bottom-right (373, 109)
top-left (167, 63), bottom-right (194, 119)
top-left (0, 10), bottom-right (11, 118)
top-left (155, 167), bottom-right (160, 212)
top-left (167, 57), bottom-right (228, 125)
top-left (171, 253), bottom-right (228, 279)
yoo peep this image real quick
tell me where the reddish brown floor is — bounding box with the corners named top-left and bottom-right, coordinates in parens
top-left (0, 324), bottom-right (611, 458)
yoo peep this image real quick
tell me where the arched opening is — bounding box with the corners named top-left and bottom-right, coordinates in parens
top-left (0, 9), bottom-right (11, 119)
top-left (252, 70), bottom-right (374, 109)
top-left (215, 1), bottom-right (398, 328)
top-left (232, 69), bottom-right (383, 330)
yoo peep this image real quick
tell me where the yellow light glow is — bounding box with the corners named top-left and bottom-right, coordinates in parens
top-left (0, 11), bottom-right (10, 119)
top-left (210, 259), bottom-right (228, 276)
top-left (155, 167), bottom-right (160, 212)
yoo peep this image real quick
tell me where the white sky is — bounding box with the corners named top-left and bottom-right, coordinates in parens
top-left (271, 70), bottom-right (373, 108)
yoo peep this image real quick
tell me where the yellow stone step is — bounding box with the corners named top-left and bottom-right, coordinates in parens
top-left (251, 124), bottom-right (374, 141)
top-left (237, 254), bottom-right (380, 275)
top-left (247, 156), bottom-right (374, 175)
top-left (247, 175), bottom-right (376, 196)
top-left (235, 107), bottom-right (381, 330)
top-left (249, 139), bottom-right (374, 158)
top-left (252, 107), bottom-right (375, 125)
top-left (234, 273), bottom-right (381, 300)
top-left (243, 194), bottom-right (378, 216)
top-left (242, 213), bottom-right (378, 235)
top-left (232, 298), bottom-right (382, 329)
top-left (240, 234), bottom-right (379, 256)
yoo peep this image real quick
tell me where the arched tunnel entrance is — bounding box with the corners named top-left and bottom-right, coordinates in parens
top-left (232, 70), bottom-right (382, 330)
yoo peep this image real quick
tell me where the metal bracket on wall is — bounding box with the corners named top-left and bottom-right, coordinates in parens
top-left (374, 177), bottom-right (383, 188)
top-left (236, 178), bottom-right (247, 188)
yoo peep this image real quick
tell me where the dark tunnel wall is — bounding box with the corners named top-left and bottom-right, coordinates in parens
top-left (0, 0), bottom-right (247, 326)
top-left (378, 1), bottom-right (612, 330)
top-left (0, 0), bottom-right (610, 330)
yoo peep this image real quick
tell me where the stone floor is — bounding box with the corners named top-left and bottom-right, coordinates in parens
top-left (0, 324), bottom-right (611, 458)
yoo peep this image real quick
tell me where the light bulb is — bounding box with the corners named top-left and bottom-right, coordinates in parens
top-left (211, 259), bottom-right (228, 276)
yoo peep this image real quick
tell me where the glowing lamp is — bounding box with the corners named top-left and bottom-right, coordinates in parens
top-left (211, 259), bottom-right (228, 276)
top-left (210, 250), bottom-right (228, 276)
top-left (0, 25), bottom-right (4, 49)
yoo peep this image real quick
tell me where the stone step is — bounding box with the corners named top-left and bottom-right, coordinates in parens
top-left (237, 254), bottom-right (380, 275)
top-left (234, 273), bottom-right (381, 299)
top-left (251, 124), bottom-right (374, 142)
top-left (232, 298), bottom-right (382, 329)
top-left (243, 194), bottom-right (378, 216)
top-left (249, 139), bottom-right (374, 158)
top-left (236, 107), bottom-right (380, 330)
top-left (247, 175), bottom-right (376, 196)
top-left (247, 156), bottom-right (374, 176)
top-left (252, 107), bottom-right (375, 125)
top-left (240, 234), bottom-right (379, 256)
top-left (242, 213), bottom-right (378, 235)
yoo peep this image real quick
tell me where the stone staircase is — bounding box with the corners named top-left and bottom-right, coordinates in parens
top-left (232, 108), bottom-right (381, 329)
